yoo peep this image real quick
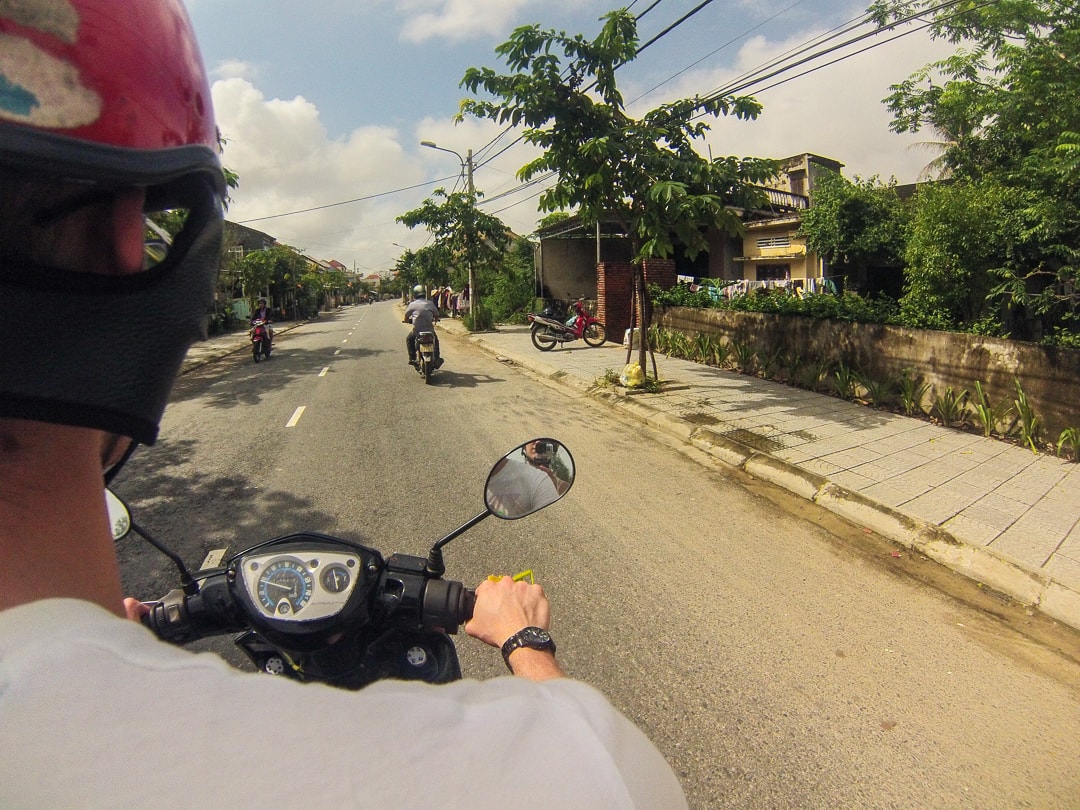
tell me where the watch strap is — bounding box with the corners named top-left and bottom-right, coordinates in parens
top-left (500, 626), bottom-right (556, 672)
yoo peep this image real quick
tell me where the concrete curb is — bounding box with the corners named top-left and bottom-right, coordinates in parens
top-left (452, 325), bottom-right (1080, 633)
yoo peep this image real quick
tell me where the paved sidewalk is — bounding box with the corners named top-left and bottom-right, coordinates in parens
top-left (440, 319), bottom-right (1080, 633)
top-left (178, 309), bottom-right (1080, 632)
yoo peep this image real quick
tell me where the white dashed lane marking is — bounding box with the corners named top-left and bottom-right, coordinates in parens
top-left (286, 406), bottom-right (306, 427)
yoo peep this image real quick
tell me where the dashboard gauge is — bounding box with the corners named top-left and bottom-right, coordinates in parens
top-left (257, 559), bottom-right (313, 616)
top-left (320, 564), bottom-right (351, 594)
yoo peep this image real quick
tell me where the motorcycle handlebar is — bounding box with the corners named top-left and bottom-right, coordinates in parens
top-left (142, 570), bottom-right (476, 645)
top-left (142, 572), bottom-right (241, 644)
top-left (421, 579), bottom-right (475, 631)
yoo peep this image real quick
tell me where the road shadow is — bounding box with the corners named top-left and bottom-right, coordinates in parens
top-left (113, 436), bottom-right (338, 600)
top-left (169, 344), bottom-right (390, 410)
top-left (423, 369), bottom-right (507, 388)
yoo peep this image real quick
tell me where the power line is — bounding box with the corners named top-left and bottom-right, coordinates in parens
top-left (628, 0), bottom-right (808, 106)
top-left (235, 174), bottom-right (457, 224)
top-left (243, 1), bottom-right (961, 228)
top-left (636, 0), bottom-right (720, 56)
top-left (697, 0), bottom-right (968, 110)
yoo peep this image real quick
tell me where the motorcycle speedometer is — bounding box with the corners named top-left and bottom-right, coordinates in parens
top-left (257, 559), bottom-right (313, 616)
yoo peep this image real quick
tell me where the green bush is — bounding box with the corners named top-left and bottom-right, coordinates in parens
top-left (649, 284), bottom-right (1080, 348)
top-left (464, 299), bottom-right (494, 331)
top-left (649, 284), bottom-right (900, 325)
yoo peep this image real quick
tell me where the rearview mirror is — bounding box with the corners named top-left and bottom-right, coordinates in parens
top-left (105, 489), bottom-right (132, 542)
top-left (485, 439), bottom-right (574, 520)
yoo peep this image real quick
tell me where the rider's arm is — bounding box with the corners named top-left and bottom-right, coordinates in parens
top-left (465, 576), bottom-right (564, 682)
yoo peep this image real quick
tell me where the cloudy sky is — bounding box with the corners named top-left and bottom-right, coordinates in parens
top-left (183, 0), bottom-right (951, 276)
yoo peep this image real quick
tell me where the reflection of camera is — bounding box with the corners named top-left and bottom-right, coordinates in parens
top-left (534, 441), bottom-right (553, 455)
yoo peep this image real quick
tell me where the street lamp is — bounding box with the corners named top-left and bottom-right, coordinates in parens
top-left (420, 140), bottom-right (476, 323)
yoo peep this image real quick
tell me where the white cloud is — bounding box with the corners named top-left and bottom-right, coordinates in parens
top-left (212, 59), bottom-right (258, 82)
top-left (212, 78), bottom-right (427, 273)
top-left (205, 16), bottom-right (957, 275)
top-left (641, 27), bottom-right (955, 184)
top-left (399, 0), bottom-right (535, 43)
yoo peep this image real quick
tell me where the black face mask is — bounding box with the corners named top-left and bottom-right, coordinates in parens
top-left (0, 178), bottom-right (224, 446)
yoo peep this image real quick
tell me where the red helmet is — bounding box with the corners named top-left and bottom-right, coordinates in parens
top-left (1, 0), bottom-right (228, 449)
top-left (0, 0), bottom-right (223, 191)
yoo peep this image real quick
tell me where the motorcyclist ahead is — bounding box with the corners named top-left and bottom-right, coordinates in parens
top-left (404, 284), bottom-right (443, 368)
top-left (251, 296), bottom-right (274, 340)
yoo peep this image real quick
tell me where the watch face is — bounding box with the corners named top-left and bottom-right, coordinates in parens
top-left (523, 627), bottom-right (551, 645)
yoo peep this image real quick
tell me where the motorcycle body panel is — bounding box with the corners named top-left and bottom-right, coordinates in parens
top-left (527, 300), bottom-right (606, 351)
top-left (416, 330), bottom-right (436, 383)
top-left (119, 439), bottom-right (577, 692)
top-left (250, 319), bottom-right (272, 362)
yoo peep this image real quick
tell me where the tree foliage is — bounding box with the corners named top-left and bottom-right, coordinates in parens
top-left (459, 8), bottom-right (777, 371)
top-left (899, 180), bottom-right (1027, 330)
top-left (237, 243), bottom-right (310, 307)
top-left (798, 172), bottom-right (909, 280)
top-left (393, 244), bottom-right (455, 292)
top-left (484, 236), bottom-right (537, 322)
top-left (397, 188), bottom-right (511, 324)
top-left (870, 0), bottom-right (1080, 336)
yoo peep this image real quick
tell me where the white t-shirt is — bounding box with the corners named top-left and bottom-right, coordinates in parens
top-left (486, 460), bottom-right (560, 518)
top-left (0, 599), bottom-right (687, 809)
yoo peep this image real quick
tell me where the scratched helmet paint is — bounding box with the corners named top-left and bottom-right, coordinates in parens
top-left (0, 0), bottom-right (227, 447)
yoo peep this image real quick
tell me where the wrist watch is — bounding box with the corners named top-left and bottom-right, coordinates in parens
top-left (501, 626), bottom-right (556, 672)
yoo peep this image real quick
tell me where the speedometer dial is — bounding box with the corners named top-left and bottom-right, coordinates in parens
top-left (257, 559), bottom-right (313, 616)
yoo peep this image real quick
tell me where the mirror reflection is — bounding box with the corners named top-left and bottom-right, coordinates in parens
top-left (105, 489), bottom-right (131, 542)
top-left (485, 439), bottom-right (575, 520)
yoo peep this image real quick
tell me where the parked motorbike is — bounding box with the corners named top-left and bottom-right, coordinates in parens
top-left (106, 439), bottom-right (575, 689)
top-left (528, 298), bottom-right (606, 351)
top-left (250, 318), bottom-right (272, 362)
top-left (414, 330), bottom-right (438, 383)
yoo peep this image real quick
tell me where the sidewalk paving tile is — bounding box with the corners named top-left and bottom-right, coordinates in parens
top-left (942, 514), bottom-right (1004, 547)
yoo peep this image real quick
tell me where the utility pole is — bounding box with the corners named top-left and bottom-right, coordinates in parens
top-left (420, 140), bottom-right (478, 325)
top-left (464, 148), bottom-right (475, 325)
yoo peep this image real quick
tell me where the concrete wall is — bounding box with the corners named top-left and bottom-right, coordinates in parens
top-left (535, 238), bottom-right (598, 301)
top-left (657, 306), bottom-right (1080, 439)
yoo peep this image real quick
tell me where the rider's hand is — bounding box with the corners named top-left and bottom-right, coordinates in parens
top-left (122, 597), bottom-right (151, 622)
top-left (465, 576), bottom-right (564, 681)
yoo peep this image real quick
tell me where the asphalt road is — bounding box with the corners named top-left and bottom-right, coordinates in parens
top-left (114, 302), bottom-right (1080, 809)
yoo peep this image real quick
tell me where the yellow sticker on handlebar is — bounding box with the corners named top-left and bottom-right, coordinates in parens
top-left (486, 570), bottom-right (536, 584)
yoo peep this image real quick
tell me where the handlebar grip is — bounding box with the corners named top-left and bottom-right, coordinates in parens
top-left (142, 589), bottom-right (197, 644)
top-left (422, 579), bottom-right (474, 632)
top-left (141, 576), bottom-right (240, 644)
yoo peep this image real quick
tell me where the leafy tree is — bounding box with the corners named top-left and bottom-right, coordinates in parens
top-left (459, 8), bottom-right (777, 374)
top-left (899, 180), bottom-right (1029, 331)
top-left (397, 188), bottom-right (511, 327)
top-left (237, 243), bottom-right (309, 309)
top-left (485, 236), bottom-right (537, 322)
top-left (393, 243), bottom-right (456, 293)
top-left (538, 212), bottom-right (571, 230)
top-left (870, 0), bottom-right (1080, 337)
top-left (295, 271), bottom-right (323, 319)
top-left (797, 172), bottom-right (909, 295)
